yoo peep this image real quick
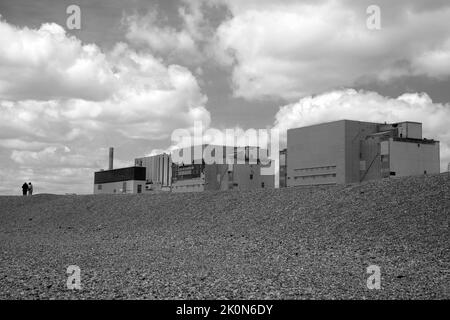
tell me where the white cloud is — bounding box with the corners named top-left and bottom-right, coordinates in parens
top-left (11, 146), bottom-right (96, 167)
top-left (213, 0), bottom-right (450, 100)
top-left (0, 19), bottom-right (116, 101)
top-left (0, 19), bottom-right (211, 194)
top-left (123, 1), bottom-right (212, 65)
top-left (0, 139), bottom-right (50, 150)
top-left (124, 12), bottom-right (201, 63)
top-left (273, 89), bottom-right (450, 171)
top-left (411, 40), bottom-right (450, 78)
top-left (0, 21), bottom-right (210, 142)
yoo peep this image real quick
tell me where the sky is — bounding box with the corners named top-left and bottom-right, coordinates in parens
top-left (0, 0), bottom-right (450, 194)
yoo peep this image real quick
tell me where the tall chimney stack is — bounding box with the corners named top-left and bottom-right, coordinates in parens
top-left (108, 147), bottom-right (114, 170)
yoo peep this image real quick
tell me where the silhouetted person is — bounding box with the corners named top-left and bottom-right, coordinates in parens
top-left (22, 182), bottom-right (28, 196)
top-left (28, 182), bottom-right (33, 196)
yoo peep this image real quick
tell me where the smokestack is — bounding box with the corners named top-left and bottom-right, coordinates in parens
top-left (108, 147), bottom-right (114, 170)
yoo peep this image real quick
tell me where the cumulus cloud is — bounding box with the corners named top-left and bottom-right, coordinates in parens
top-left (273, 89), bottom-right (450, 171)
top-left (0, 19), bottom-right (210, 194)
top-left (213, 0), bottom-right (450, 100)
top-left (0, 139), bottom-right (50, 151)
top-left (0, 45), bottom-right (210, 141)
top-left (0, 20), bottom-right (116, 101)
top-left (124, 12), bottom-right (201, 64)
top-left (11, 146), bottom-right (96, 167)
top-left (411, 39), bottom-right (450, 78)
top-left (123, 1), bottom-right (216, 65)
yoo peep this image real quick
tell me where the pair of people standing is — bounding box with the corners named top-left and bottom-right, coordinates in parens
top-left (22, 182), bottom-right (33, 196)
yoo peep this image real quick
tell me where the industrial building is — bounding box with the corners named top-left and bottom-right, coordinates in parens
top-left (149, 145), bottom-right (274, 193)
top-left (94, 145), bottom-right (275, 194)
top-left (135, 153), bottom-right (172, 192)
top-left (286, 120), bottom-right (440, 186)
top-left (279, 149), bottom-right (287, 188)
top-left (94, 166), bottom-right (146, 194)
top-left (93, 120), bottom-right (440, 193)
top-left (93, 147), bottom-right (147, 194)
top-left (171, 161), bottom-right (274, 193)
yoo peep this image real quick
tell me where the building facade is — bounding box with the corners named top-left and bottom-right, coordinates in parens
top-left (287, 120), bottom-right (440, 186)
top-left (93, 166), bottom-right (146, 194)
top-left (171, 162), bottom-right (274, 193)
top-left (135, 153), bottom-right (172, 192)
top-left (171, 145), bottom-right (275, 192)
top-left (93, 145), bottom-right (275, 194)
top-left (279, 149), bottom-right (287, 188)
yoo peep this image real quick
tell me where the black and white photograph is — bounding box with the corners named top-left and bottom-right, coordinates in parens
top-left (0, 0), bottom-right (448, 311)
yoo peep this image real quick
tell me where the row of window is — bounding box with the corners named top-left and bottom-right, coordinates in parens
top-left (173, 184), bottom-right (204, 190)
top-left (294, 165), bottom-right (336, 172)
top-left (293, 173), bottom-right (336, 180)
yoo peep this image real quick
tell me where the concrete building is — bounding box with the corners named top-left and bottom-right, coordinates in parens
top-left (171, 145), bottom-right (275, 192)
top-left (93, 147), bottom-right (148, 194)
top-left (94, 166), bottom-right (146, 194)
top-left (135, 153), bottom-right (172, 192)
top-left (93, 145), bottom-right (274, 194)
top-left (287, 120), bottom-right (440, 186)
top-left (279, 149), bottom-right (287, 188)
top-left (171, 162), bottom-right (274, 193)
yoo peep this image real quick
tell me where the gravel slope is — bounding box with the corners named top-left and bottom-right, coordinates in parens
top-left (0, 174), bottom-right (449, 299)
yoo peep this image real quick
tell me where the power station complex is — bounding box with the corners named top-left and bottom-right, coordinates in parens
top-left (94, 120), bottom-right (440, 194)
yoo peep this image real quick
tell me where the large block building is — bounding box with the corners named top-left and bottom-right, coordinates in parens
top-left (131, 145), bottom-right (274, 193)
top-left (286, 120), bottom-right (440, 186)
top-left (171, 162), bottom-right (274, 193)
top-left (94, 120), bottom-right (440, 193)
top-left (158, 145), bottom-right (274, 193)
top-left (135, 153), bottom-right (172, 192)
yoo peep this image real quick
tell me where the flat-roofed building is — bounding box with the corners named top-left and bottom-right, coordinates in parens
top-left (171, 162), bottom-right (275, 193)
top-left (93, 166), bottom-right (146, 194)
top-left (287, 120), bottom-right (440, 186)
top-left (171, 145), bottom-right (275, 192)
top-left (135, 153), bottom-right (172, 192)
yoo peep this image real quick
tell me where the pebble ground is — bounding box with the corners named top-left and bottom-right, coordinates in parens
top-left (0, 174), bottom-right (449, 299)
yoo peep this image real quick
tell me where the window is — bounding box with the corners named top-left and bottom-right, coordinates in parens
top-left (137, 184), bottom-right (142, 193)
top-left (97, 184), bottom-right (102, 190)
top-left (122, 182), bottom-right (127, 193)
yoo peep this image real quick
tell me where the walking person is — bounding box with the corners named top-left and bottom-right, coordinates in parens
top-left (28, 182), bottom-right (33, 196)
top-left (22, 182), bottom-right (28, 196)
